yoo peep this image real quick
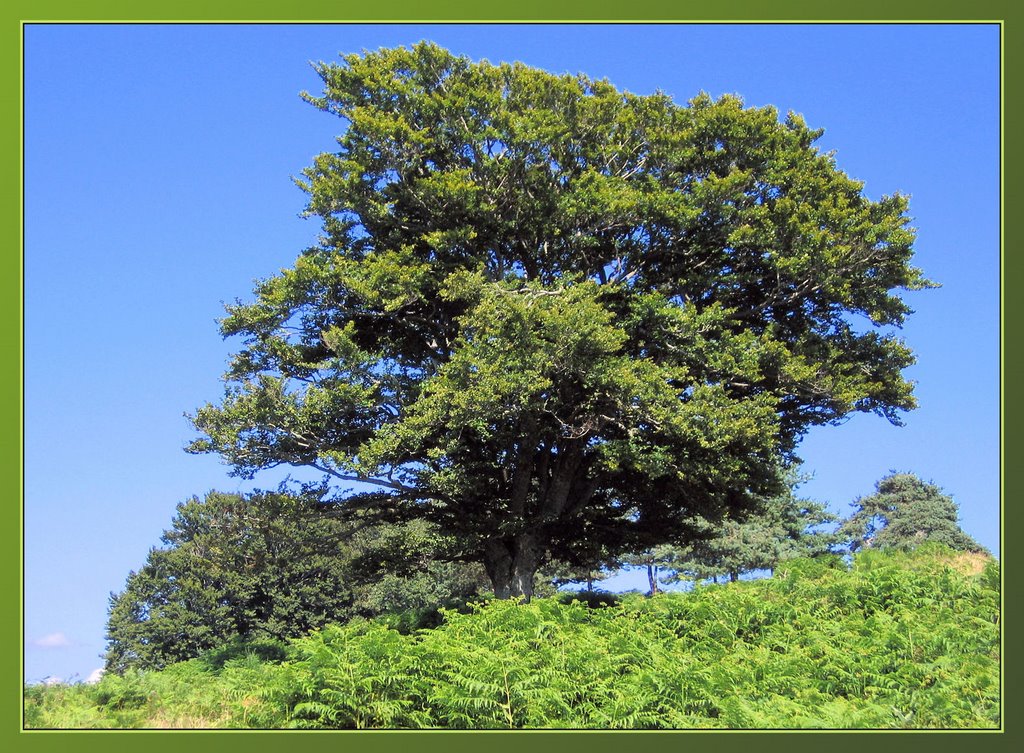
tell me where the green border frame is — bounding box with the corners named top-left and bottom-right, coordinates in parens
top-left (6, 1), bottom-right (1017, 752)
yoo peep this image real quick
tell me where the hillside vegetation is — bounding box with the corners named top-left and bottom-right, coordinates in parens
top-left (25, 545), bottom-right (999, 729)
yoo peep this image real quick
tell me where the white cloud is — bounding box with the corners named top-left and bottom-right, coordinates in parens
top-left (42, 676), bottom-right (63, 686)
top-left (31, 632), bottom-right (71, 649)
top-left (85, 668), bottom-right (105, 684)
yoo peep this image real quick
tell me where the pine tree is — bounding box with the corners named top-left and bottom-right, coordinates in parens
top-left (839, 473), bottom-right (984, 553)
top-left (660, 467), bottom-right (838, 583)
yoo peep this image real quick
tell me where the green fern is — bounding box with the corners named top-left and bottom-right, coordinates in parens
top-left (24, 545), bottom-right (1000, 729)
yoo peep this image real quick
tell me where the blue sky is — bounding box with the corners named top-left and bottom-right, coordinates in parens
top-left (23, 23), bottom-right (1000, 684)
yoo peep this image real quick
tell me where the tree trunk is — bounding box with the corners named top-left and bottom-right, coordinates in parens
top-left (483, 533), bottom-right (543, 602)
top-left (647, 563), bottom-right (659, 596)
top-left (730, 571), bottom-right (739, 583)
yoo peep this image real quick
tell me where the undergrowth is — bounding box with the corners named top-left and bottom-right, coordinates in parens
top-left (25, 544), bottom-right (1000, 729)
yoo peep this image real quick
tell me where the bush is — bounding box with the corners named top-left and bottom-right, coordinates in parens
top-left (556, 589), bottom-right (621, 609)
top-left (197, 637), bottom-right (288, 671)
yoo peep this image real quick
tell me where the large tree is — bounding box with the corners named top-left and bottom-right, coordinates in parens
top-left (839, 473), bottom-right (984, 553)
top-left (189, 43), bottom-right (931, 599)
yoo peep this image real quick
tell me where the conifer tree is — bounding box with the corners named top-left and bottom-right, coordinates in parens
top-left (658, 466), bottom-right (837, 584)
top-left (839, 473), bottom-right (984, 553)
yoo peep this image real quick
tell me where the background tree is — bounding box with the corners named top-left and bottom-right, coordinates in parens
top-left (344, 515), bottom-right (491, 615)
top-left (651, 465), bottom-right (837, 584)
top-left (838, 473), bottom-right (984, 553)
top-left (544, 545), bottom-right (619, 592)
top-left (104, 489), bottom-right (486, 672)
top-left (619, 546), bottom-right (680, 595)
top-left (189, 43), bottom-right (931, 599)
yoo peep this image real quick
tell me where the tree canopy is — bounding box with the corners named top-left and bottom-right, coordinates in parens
top-left (839, 473), bottom-right (984, 553)
top-left (189, 42), bottom-right (931, 598)
top-left (104, 489), bottom-right (486, 672)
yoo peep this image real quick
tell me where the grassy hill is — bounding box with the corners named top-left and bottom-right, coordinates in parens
top-left (24, 544), bottom-right (1000, 729)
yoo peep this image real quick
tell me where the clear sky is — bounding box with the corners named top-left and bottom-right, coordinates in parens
top-left (23, 23), bottom-right (1000, 684)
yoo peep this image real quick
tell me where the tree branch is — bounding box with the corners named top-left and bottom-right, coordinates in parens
top-left (309, 461), bottom-right (421, 495)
